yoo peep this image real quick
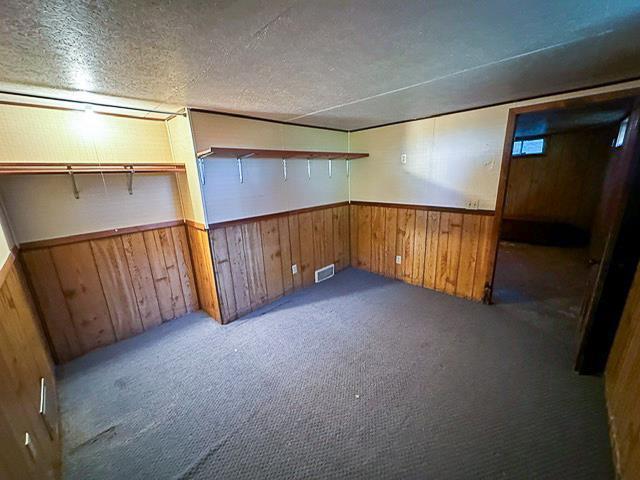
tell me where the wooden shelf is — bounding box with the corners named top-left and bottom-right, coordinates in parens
top-left (197, 146), bottom-right (369, 160)
top-left (0, 163), bottom-right (186, 175)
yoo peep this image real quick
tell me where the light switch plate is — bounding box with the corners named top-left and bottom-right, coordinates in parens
top-left (291, 264), bottom-right (298, 274)
top-left (395, 255), bottom-right (402, 264)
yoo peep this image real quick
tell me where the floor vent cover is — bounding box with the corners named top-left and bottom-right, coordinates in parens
top-left (315, 264), bottom-right (335, 283)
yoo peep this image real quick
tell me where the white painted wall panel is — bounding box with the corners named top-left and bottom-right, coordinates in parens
top-left (0, 174), bottom-right (183, 243)
top-left (190, 112), bottom-right (349, 223)
top-left (350, 79), bottom-right (640, 210)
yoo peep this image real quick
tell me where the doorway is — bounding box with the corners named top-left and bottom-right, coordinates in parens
top-left (488, 90), bottom-right (640, 374)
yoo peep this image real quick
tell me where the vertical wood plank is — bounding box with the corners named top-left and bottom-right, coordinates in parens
top-left (410, 210), bottom-right (428, 286)
top-left (371, 206), bottom-right (385, 275)
top-left (423, 211), bottom-right (440, 290)
top-left (444, 213), bottom-right (463, 295)
top-left (383, 207), bottom-right (398, 278)
top-left (210, 228), bottom-right (237, 321)
top-left (435, 213), bottom-right (451, 292)
top-left (299, 212), bottom-right (315, 287)
top-left (472, 215), bottom-right (494, 301)
top-left (323, 207), bottom-right (335, 269)
top-left (188, 226), bottom-right (222, 321)
top-left (278, 216), bottom-right (294, 295)
top-left (156, 228), bottom-right (188, 318)
top-left (288, 214), bottom-right (303, 290)
top-left (243, 222), bottom-right (268, 307)
top-left (332, 207), bottom-right (346, 271)
top-left (225, 225), bottom-right (251, 317)
top-left (49, 242), bottom-right (116, 352)
top-left (171, 226), bottom-right (199, 313)
top-left (91, 237), bottom-right (144, 341)
top-left (121, 232), bottom-right (163, 330)
top-left (350, 204), bottom-right (358, 267)
top-left (143, 230), bottom-right (175, 321)
top-left (312, 209), bottom-right (326, 271)
top-left (21, 249), bottom-right (82, 362)
top-left (396, 208), bottom-right (415, 281)
top-left (260, 219), bottom-right (285, 302)
top-left (456, 215), bottom-right (481, 299)
top-left (340, 205), bottom-right (350, 269)
top-left (357, 205), bottom-right (372, 270)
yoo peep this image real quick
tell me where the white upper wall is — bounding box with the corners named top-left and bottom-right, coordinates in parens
top-left (0, 202), bottom-right (13, 264)
top-left (0, 103), bottom-right (174, 164)
top-left (350, 79), bottom-right (640, 210)
top-left (0, 173), bottom-right (183, 244)
top-left (190, 112), bottom-right (349, 223)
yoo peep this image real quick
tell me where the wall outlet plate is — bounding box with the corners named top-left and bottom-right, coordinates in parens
top-left (400, 153), bottom-right (407, 164)
top-left (395, 255), bottom-right (402, 264)
top-left (291, 264), bottom-right (298, 274)
top-left (465, 199), bottom-right (480, 210)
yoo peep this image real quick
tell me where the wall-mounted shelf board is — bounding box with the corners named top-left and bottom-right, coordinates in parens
top-left (197, 147), bottom-right (368, 160)
top-left (0, 163), bottom-right (186, 175)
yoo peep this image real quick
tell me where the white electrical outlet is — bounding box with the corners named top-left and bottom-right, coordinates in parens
top-left (466, 199), bottom-right (480, 210)
top-left (395, 255), bottom-right (402, 264)
top-left (400, 153), bottom-right (407, 164)
top-left (291, 264), bottom-right (298, 274)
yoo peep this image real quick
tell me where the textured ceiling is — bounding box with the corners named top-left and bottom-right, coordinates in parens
top-left (1, 0), bottom-right (640, 130)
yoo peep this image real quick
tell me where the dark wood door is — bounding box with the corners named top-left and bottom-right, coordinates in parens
top-left (575, 101), bottom-right (640, 374)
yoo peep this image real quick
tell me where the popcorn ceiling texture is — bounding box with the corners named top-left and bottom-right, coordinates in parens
top-left (1, 0), bottom-right (640, 129)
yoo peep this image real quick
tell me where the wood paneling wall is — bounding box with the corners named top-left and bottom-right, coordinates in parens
top-left (606, 262), bottom-right (640, 479)
top-left (0, 253), bottom-right (60, 479)
top-left (21, 223), bottom-right (199, 363)
top-left (504, 128), bottom-right (613, 230)
top-left (350, 202), bottom-right (494, 301)
top-left (210, 204), bottom-right (350, 322)
top-left (185, 223), bottom-right (222, 322)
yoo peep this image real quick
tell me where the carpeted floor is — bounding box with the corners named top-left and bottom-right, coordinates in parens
top-left (59, 243), bottom-right (613, 479)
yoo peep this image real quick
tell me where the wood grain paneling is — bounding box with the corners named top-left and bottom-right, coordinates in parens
top-left (504, 128), bottom-right (613, 230)
top-left (186, 223), bottom-right (222, 322)
top-left (350, 203), bottom-right (494, 301)
top-left (210, 204), bottom-right (350, 322)
top-left (0, 254), bottom-right (60, 479)
top-left (23, 224), bottom-right (200, 363)
top-left (606, 262), bottom-right (640, 480)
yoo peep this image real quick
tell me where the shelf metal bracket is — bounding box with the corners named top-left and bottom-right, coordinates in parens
top-left (307, 159), bottom-right (311, 179)
top-left (197, 157), bottom-right (206, 185)
top-left (127, 166), bottom-right (135, 195)
top-left (282, 159), bottom-right (287, 181)
top-left (68, 167), bottom-right (79, 199)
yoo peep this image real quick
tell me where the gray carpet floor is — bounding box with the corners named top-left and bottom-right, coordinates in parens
top-left (59, 243), bottom-right (613, 479)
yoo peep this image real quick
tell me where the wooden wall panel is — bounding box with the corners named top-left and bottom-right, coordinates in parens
top-left (606, 262), bottom-right (640, 480)
top-left (186, 223), bottom-right (222, 322)
top-left (209, 204), bottom-right (351, 323)
top-left (350, 202), bottom-right (493, 302)
top-left (23, 223), bottom-right (201, 363)
top-left (0, 254), bottom-right (60, 479)
top-left (504, 128), bottom-right (613, 229)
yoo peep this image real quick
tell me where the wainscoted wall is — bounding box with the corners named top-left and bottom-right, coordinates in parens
top-left (606, 262), bottom-right (640, 479)
top-left (0, 252), bottom-right (60, 479)
top-left (210, 203), bottom-right (350, 323)
top-left (21, 222), bottom-right (199, 363)
top-left (185, 222), bottom-right (222, 322)
top-left (504, 128), bottom-right (613, 229)
top-left (350, 202), bottom-right (494, 301)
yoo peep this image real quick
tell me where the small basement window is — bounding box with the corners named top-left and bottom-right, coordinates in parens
top-left (512, 137), bottom-right (545, 156)
top-left (614, 117), bottom-right (629, 148)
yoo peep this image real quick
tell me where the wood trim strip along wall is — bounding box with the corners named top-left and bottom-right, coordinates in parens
top-left (209, 204), bottom-right (350, 323)
top-left (0, 246), bottom-right (19, 286)
top-left (20, 220), bottom-right (185, 250)
top-left (350, 200), bottom-right (494, 216)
